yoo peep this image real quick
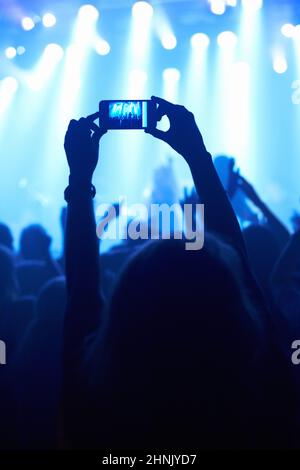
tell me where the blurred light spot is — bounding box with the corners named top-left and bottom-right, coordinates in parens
top-left (42, 13), bottom-right (56, 28)
top-left (210, 0), bottom-right (226, 15)
top-left (132, 1), bottom-right (153, 20)
top-left (273, 55), bottom-right (288, 74)
top-left (94, 38), bottom-right (111, 55)
top-left (190, 33), bottom-right (210, 49)
top-left (21, 17), bottom-right (35, 31)
top-left (241, 0), bottom-right (263, 11)
top-left (78, 4), bottom-right (99, 21)
top-left (16, 46), bottom-right (26, 55)
top-left (217, 31), bottom-right (238, 49)
top-left (5, 47), bottom-right (17, 59)
top-left (161, 32), bottom-right (177, 50)
top-left (281, 23), bottom-right (295, 38)
top-left (163, 68), bottom-right (181, 82)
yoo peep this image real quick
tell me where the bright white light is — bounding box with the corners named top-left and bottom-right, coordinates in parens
top-left (94, 38), bottom-right (111, 55)
top-left (273, 55), bottom-right (288, 74)
top-left (5, 47), bottom-right (17, 59)
top-left (281, 23), bottom-right (295, 38)
top-left (132, 1), bottom-right (153, 20)
top-left (28, 44), bottom-right (64, 90)
top-left (16, 46), bottom-right (26, 55)
top-left (217, 31), bottom-right (238, 49)
top-left (190, 33), bottom-right (210, 49)
top-left (161, 32), bottom-right (177, 50)
top-left (234, 61), bottom-right (250, 76)
top-left (1, 76), bottom-right (18, 93)
top-left (293, 24), bottom-right (300, 40)
top-left (78, 4), bottom-right (100, 21)
top-left (44, 43), bottom-right (64, 61)
top-left (42, 13), bottom-right (56, 28)
top-left (129, 69), bottom-right (148, 85)
top-left (226, 0), bottom-right (237, 6)
top-left (163, 68), bottom-right (181, 83)
top-left (21, 17), bottom-right (35, 31)
top-left (210, 0), bottom-right (226, 15)
top-left (241, 0), bottom-right (263, 11)
top-left (0, 77), bottom-right (19, 115)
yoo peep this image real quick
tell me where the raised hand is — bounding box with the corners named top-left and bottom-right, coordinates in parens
top-left (145, 96), bottom-right (207, 164)
top-left (64, 112), bottom-right (107, 183)
top-left (237, 175), bottom-right (262, 208)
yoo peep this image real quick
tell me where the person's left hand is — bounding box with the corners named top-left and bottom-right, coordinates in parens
top-left (64, 112), bottom-right (107, 182)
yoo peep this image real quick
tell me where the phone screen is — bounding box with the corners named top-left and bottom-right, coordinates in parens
top-left (99, 100), bottom-right (155, 130)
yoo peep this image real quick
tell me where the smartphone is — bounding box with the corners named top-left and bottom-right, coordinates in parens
top-left (99, 100), bottom-right (156, 130)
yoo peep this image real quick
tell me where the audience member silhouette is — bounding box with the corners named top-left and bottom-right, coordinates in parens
top-left (0, 96), bottom-right (299, 451)
top-left (61, 98), bottom-right (296, 449)
top-left (0, 222), bottom-right (14, 251)
top-left (17, 224), bottom-right (61, 296)
top-left (8, 277), bottom-right (66, 449)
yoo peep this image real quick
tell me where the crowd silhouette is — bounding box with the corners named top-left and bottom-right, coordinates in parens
top-left (0, 96), bottom-right (299, 450)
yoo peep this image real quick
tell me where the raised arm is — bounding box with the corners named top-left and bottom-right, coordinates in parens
top-left (238, 175), bottom-right (290, 250)
top-left (62, 116), bottom-right (107, 436)
top-left (63, 115), bottom-right (106, 347)
top-left (146, 96), bottom-right (247, 258)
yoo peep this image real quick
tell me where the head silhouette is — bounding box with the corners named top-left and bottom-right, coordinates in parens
top-left (0, 245), bottom-right (18, 307)
top-left (19, 224), bottom-right (51, 261)
top-left (0, 223), bottom-right (14, 251)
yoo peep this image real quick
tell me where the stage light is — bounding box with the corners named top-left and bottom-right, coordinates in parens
top-left (161, 32), bottom-right (177, 50)
top-left (78, 4), bottom-right (99, 21)
top-left (16, 46), bottom-right (26, 55)
top-left (241, 0), bottom-right (263, 11)
top-left (163, 68), bottom-right (181, 83)
top-left (210, 0), bottom-right (226, 15)
top-left (21, 17), bottom-right (35, 31)
top-left (42, 13), bottom-right (56, 28)
top-left (27, 44), bottom-right (64, 90)
top-left (5, 47), bottom-right (17, 59)
top-left (226, 0), bottom-right (237, 6)
top-left (1, 76), bottom-right (18, 93)
top-left (0, 77), bottom-right (19, 114)
top-left (217, 31), bottom-right (238, 49)
top-left (191, 33), bottom-right (210, 49)
top-left (94, 38), bottom-right (111, 55)
top-left (132, 2), bottom-right (153, 20)
top-left (44, 43), bottom-right (64, 61)
top-left (273, 55), bottom-right (288, 74)
top-left (281, 23), bottom-right (295, 38)
top-left (129, 69), bottom-right (148, 86)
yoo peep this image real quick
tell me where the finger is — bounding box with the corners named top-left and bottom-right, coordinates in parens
top-left (78, 117), bottom-right (90, 131)
top-left (151, 96), bottom-right (175, 109)
top-left (89, 121), bottom-right (100, 133)
top-left (66, 119), bottom-right (78, 133)
top-left (86, 111), bottom-right (99, 122)
top-left (91, 123), bottom-right (107, 144)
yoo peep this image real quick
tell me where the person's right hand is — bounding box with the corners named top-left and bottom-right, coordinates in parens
top-left (64, 112), bottom-right (107, 183)
top-left (145, 96), bottom-right (208, 164)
